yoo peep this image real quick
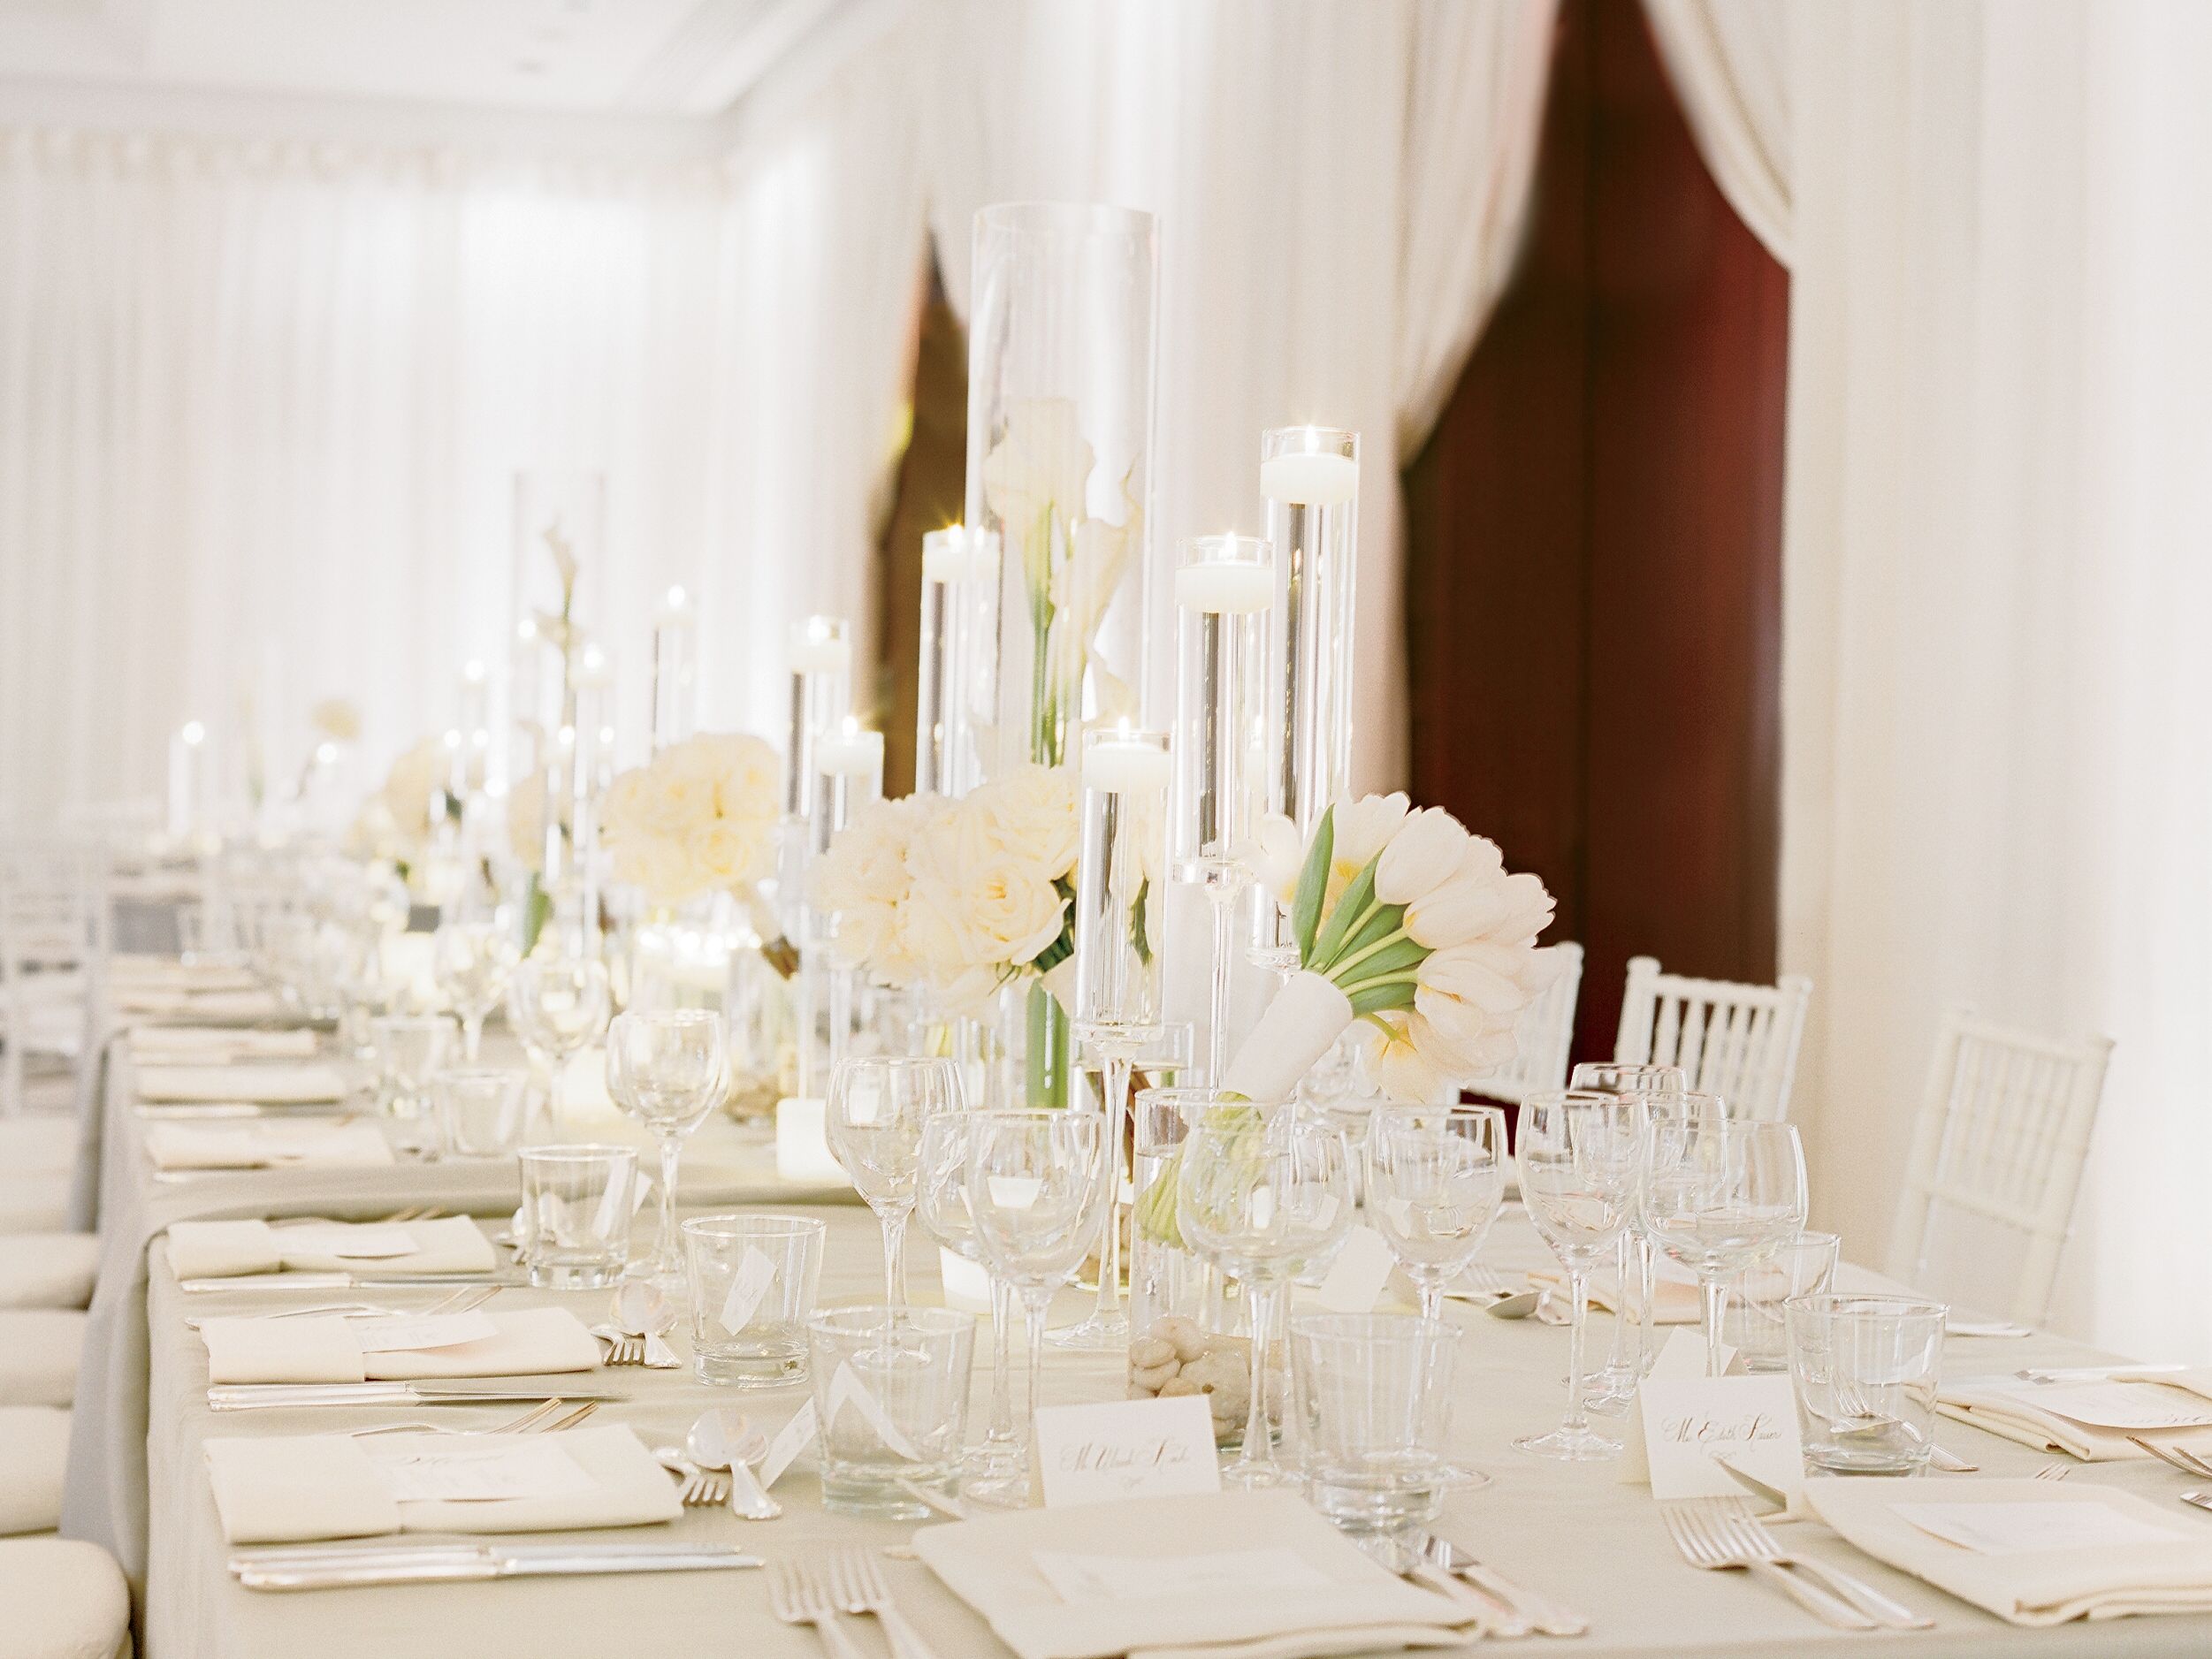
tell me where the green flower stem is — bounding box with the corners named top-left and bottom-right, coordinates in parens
top-left (1310, 891), bottom-right (1385, 975)
top-left (1325, 923), bottom-right (1414, 985)
top-left (1338, 967), bottom-right (1421, 997)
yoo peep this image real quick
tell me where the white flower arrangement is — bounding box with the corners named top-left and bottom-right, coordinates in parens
top-left (808, 763), bottom-right (1078, 1011)
top-left (346, 734), bottom-right (451, 863)
top-left (599, 733), bottom-right (781, 909)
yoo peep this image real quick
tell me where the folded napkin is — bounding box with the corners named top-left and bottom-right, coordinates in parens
top-left (165, 1216), bottom-right (497, 1282)
top-left (136, 1062), bottom-right (347, 1105)
top-left (144, 1120), bottom-right (393, 1172)
top-left (1805, 1477), bottom-right (2212, 1625)
top-left (204, 1423), bottom-right (679, 1544)
top-left (1937, 1374), bottom-right (2212, 1462)
top-left (109, 957), bottom-right (261, 991)
top-left (116, 988), bottom-right (285, 1024)
top-left (128, 1026), bottom-right (318, 1063)
top-left (914, 1490), bottom-right (1477, 1659)
top-left (199, 1305), bottom-right (602, 1385)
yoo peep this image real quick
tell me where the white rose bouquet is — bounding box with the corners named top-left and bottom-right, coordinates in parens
top-left (601, 733), bottom-right (782, 910)
top-left (347, 734), bottom-right (453, 864)
top-left (1139, 793), bottom-right (1563, 1244)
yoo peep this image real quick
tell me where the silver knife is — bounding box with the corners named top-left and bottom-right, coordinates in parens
top-left (233, 1542), bottom-right (759, 1591)
top-left (181, 1273), bottom-right (522, 1294)
top-left (2017, 1364), bottom-right (2184, 1384)
top-left (1416, 1533), bottom-right (1589, 1639)
top-left (209, 1382), bottom-right (622, 1411)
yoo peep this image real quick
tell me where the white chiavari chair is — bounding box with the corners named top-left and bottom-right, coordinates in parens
top-left (1465, 942), bottom-right (1583, 1105)
top-left (1613, 955), bottom-right (1812, 1122)
top-left (1884, 1008), bottom-right (2114, 1327)
top-left (0, 842), bottom-right (97, 1118)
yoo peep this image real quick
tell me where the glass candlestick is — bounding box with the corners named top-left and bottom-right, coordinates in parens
top-left (1054, 725), bottom-right (1171, 1351)
top-left (167, 720), bottom-right (210, 846)
top-left (916, 526), bottom-right (1000, 798)
top-left (803, 718), bottom-right (881, 1092)
top-left (1170, 534), bottom-right (1273, 1083)
top-left (651, 586), bottom-right (698, 755)
top-left (777, 614), bottom-right (851, 935)
top-left (1253, 426), bottom-right (1360, 971)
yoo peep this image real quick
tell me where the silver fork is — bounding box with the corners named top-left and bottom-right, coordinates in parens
top-left (591, 1327), bottom-right (646, 1366)
top-left (2034, 1462), bottom-right (2072, 1481)
top-left (183, 1284), bottom-right (497, 1331)
top-left (828, 1546), bottom-right (942, 1659)
top-left (350, 1397), bottom-right (586, 1438)
top-left (1661, 1502), bottom-right (1874, 1629)
top-left (767, 1558), bottom-right (870, 1659)
top-left (1697, 1499), bottom-right (1933, 1629)
top-left (2131, 1437), bottom-right (2212, 1479)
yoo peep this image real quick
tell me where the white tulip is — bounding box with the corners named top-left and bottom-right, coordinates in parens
top-left (1373, 806), bottom-right (1474, 905)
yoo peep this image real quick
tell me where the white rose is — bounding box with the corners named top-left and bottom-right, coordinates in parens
top-left (691, 817), bottom-right (767, 892)
top-left (380, 736), bottom-right (449, 843)
top-left (964, 855), bottom-right (1067, 967)
top-left (507, 769), bottom-right (548, 871)
top-left (966, 764), bottom-right (1078, 879)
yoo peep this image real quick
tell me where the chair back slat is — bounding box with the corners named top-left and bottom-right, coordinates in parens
top-left (1612, 955), bottom-right (1812, 1122)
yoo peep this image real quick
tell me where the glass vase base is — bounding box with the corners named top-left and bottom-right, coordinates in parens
top-left (1514, 1426), bottom-right (1621, 1463)
top-left (1219, 1457), bottom-right (1301, 1491)
top-left (1045, 1310), bottom-right (1130, 1351)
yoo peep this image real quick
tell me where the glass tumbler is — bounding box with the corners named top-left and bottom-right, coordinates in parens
top-left (806, 1305), bottom-right (974, 1518)
top-left (518, 1144), bottom-right (637, 1290)
top-left (369, 1013), bottom-right (454, 1158)
top-left (432, 1069), bottom-right (530, 1160)
top-left (1728, 1230), bottom-right (1841, 1372)
top-left (1787, 1294), bottom-right (1948, 1473)
top-left (1291, 1313), bottom-right (1457, 1539)
top-left (683, 1214), bottom-right (826, 1386)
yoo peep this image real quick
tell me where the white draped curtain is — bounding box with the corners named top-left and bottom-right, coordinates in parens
top-left (1650, 0), bottom-right (2212, 1357)
top-left (918, 0), bottom-right (1559, 792)
top-left (0, 34), bottom-right (925, 825)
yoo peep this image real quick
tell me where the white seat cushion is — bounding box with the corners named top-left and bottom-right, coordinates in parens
top-left (0, 1537), bottom-right (131, 1658)
top-left (0, 1406), bottom-right (70, 1534)
top-left (0, 1177), bottom-right (71, 1235)
top-left (0, 1310), bottom-right (86, 1405)
top-left (0, 1236), bottom-right (99, 1309)
top-left (0, 1117), bottom-right (79, 1175)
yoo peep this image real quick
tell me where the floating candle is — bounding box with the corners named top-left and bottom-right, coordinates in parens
top-left (1173, 559), bottom-right (1273, 613)
top-left (921, 526), bottom-right (1000, 585)
top-left (812, 722), bottom-right (883, 779)
top-left (1084, 734), bottom-right (1171, 794)
top-left (1259, 449), bottom-right (1359, 507)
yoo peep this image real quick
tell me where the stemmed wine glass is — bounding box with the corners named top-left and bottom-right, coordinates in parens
top-left (826, 1055), bottom-right (965, 1312)
top-left (1640, 1117), bottom-right (1808, 1377)
top-left (964, 1109), bottom-right (1110, 1498)
top-left (1366, 1106), bottom-right (1509, 1321)
top-left (507, 951), bottom-right (611, 1134)
top-left (1176, 1114), bottom-right (1354, 1488)
top-left (916, 1112), bottom-right (1025, 1506)
top-left (1514, 1090), bottom-right (1645, 1460)
top-left (1567, 1062), bottom-right (1687, 1410)
top-left (604, 1009), bottom-right (726, 1296)
top-left (433, 919), bottom-right (520, 1062)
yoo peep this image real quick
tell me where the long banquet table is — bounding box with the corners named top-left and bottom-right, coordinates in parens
top-left (65, 1006), bottom-right (2212, 1656)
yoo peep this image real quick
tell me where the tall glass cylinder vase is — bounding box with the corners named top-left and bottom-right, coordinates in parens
top-left (808, 721), bottom-right (883, 1084)
top-left (966, 203), bottom-right (1157, 775)
top-left (1170, 535), bottom-right (1273, 1083)
top-left (651, 587), bottom-right (698, 756)
top-left (916, 527), bottom-right (1000, 798)
top-left (1252, 427), bottom-right (1360, 970)
top-left (509, 470), bottom-right (604, 784)
top-left (777, 616), bottom-right (851, 1100)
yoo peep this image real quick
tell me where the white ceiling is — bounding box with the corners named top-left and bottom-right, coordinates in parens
top-left (0, 0), bottom-right (861, 120)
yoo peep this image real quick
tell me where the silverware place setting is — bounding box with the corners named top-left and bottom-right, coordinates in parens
top-left (229, 1541), bottom-right (761, 1592)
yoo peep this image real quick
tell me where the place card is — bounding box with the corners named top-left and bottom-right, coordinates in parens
top-left (1034, 1396), bottom-right (1222, 1508)
top-left (828, 1361), bottom-right (922, 1460)
top-left (1636, 1375), bottom-right (1803, 1503)
top-left (1892, 1500), bottom-right (2194, 1556)
top-left (717, 1245), bottom-right (779, 1333)
top-left (759, 1400), bottom-right (818, 1488)
top-left (1033, 1546), bottom-right (1323, 1604)
top-left (351, 1311), bottom-right (500, 1353)
top-left (362, 1436), bottom-right (597, 1503)
top-left (277, 1223), bottom-right (416, 1259)
top-left (1312, 1225), bottom-right (1396, 1313)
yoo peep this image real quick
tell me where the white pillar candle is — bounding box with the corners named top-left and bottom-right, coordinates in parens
top-left (167, 721), bottom-right (206, 841)
top-left (1173, 559), bottom-right (1274, 613)
top-left (922, 525), bottom-right (1001, 585)
top-left (812, 724), bottom-right (883, 779)
top-left (1083, 734), bottom-right (1172, 794)
top-left (1259, 449), bottom-right (1360, 507)
top-left (788, 623), bottom-right (853, 676)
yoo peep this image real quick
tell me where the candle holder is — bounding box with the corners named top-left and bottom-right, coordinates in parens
top-left (1054, 725), bottom-right (1171, 1351)
top-left (915, 526), bottom-right (1000, 798)
top-left (808, 719), bottom-right (883, 1083)
top-left (1170, 534), bottom-right (1274, 1083)
top-left (1252, 426), bottom-right (1360, 971)
top-left (652, 586), bottom-right (698, 756)
top-left (166, 721), bottom-right (210, 849)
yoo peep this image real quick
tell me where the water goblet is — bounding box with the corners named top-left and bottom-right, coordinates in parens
top-left (964, 1110), bottom-right (1110, 1500)
top-left (1568, 1062), bottom-right (1688, 1409)
top-left (827, 1055), bottom-right (965, 1312)
top-left (1641, 1117), bottom-right (1808, 1377)
top-left (1176, 1113), bottom-right (1354, 1488)
top-left (605, 1008), bottom-right (726, 1296)
top-left (916, 1112), bottom-right (1024, 1505)
top-left (507, 950), bottom-right (611, 1132)
top-left (1514, 1090), bottom-right (1644, 1460)
top-left (433, 919), bottom-right (520, 1062)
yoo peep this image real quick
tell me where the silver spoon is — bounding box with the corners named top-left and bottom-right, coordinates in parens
top-left (1483, 1290), bottom-right (1542, 1320)
top-left (610, 1281), bottom-right (681, 1368)
top-left (688, 1407), bottom-right (781, 1520)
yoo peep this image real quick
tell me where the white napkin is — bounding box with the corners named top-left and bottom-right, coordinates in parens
top-left (128, 1026), bottom-right (317, 1064)
top-left (108, 957), bottom-right (261, 991)
top-left (914, 1490), bottom-right (1477, 1659)
top-left (199, 1306), bottom-right (603, 1385)
top-left (1937, 1374), bottom-right (2212, 1463)
top-left (136, 1063), bottom-right (347, 1105)
top-left (114, 986), bottom-right (282, 1021)
top-left (165, 1216), bottom-right (497, 1282)
top-left (1805, 1477), bottom-right (2212, 1625)
top-left (145, 1121), bottom-right (393, 1172)
top-left (203, 1423), bottom-right (680, 1544)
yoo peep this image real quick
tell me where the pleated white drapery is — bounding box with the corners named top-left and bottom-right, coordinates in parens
top-left (1641, 0), bottom-right (1792, 266)
top-left (0, 37), bottom-right (926, 825)
top-left (1646, 0), bottom-right (2212, 1358)
top-left (919, 0), bottom-right (1560, 794)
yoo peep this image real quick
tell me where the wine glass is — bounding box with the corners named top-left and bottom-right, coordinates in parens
top-left (1568, 1062), bottom-right (1687, 1409)
top-left (916, 1112), bottom-right (1024, 1506)
top-left (1514, 1090), bottom-right (1645, 1460)
top-left (1366, 1106), bottom-right (1508, 1321)
top-left (826, 1056), bottom-right (965, 1312)
top-left (1176, 1115), bottom-right (1354, 1488)
top-left (604, 1009), bottom-right (726, 1296)
top-left (964, 1109), bottom-right (1110, 1500)
top-left (1640, 1117), bottom-right (1807, 1377)
top-left (507, 951), bottom-right (611, 1133)
top-left (433, 919), bottom-right (520, 1062)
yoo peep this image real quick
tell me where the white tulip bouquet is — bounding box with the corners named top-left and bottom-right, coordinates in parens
top-left (1139, 792), bottom-right (1561, 1244)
